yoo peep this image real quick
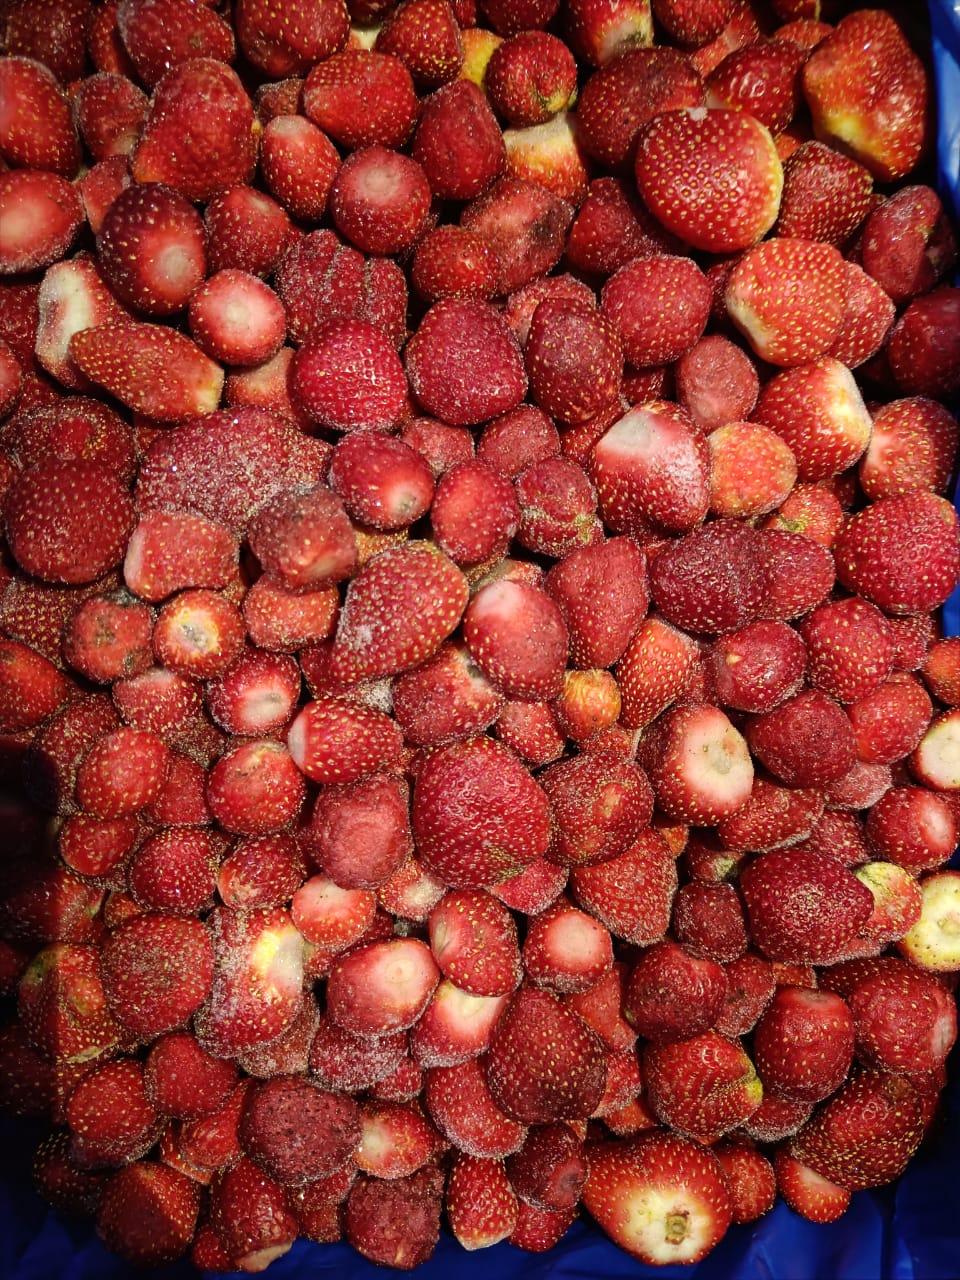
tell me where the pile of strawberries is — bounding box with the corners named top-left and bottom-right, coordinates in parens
top-left (3, 0), bottom-right (960, 1272)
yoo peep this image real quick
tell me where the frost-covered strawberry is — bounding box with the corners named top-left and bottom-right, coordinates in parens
top-left (100, 913), bottom-right (213, 1041)
top-left (97, 1161), bottom-right (201, 1266)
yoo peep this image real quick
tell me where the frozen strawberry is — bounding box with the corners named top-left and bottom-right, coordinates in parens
top-left (353, 1098), bottom-right (443, 1180)
top-left (203, 185), bottom-right (296, 279)
top-left (864, 785), bottom-right (957, 875)
top-left (726, 237), bottom-right (848, 367)
top-left (717, 774), bottom-right (822, 854)
top-left (746, 688), bottom-right (855, 789)
top-left (603, 255), bottom-right (711, 371)
top-left (801, 9), bottom-right (929, 182)
top-left (326, 937), bottom-right (439, 1038)
top-left (636, 108), bottom-right (782, 253)
top-left (854, 860), bottom-right (924, 950)
top-left (97, 1160), bottom-right (201, 1266)
top-left (206, 739), bottom-right (306, 836)
top-left (343, 1166), bottom-right (443, 1270)
top-left (755, 528), bottom-right (836, 621)
top-left (791, 1069), bottom-right (926, 1191)
top-left (74, 726), bottom-right (169, 819)
top-left (17, 940), bottom-right (122, 1065)
top-left (411, 979), bottom-right (510, 1068)
top-left (510, 1200), bottom-right (578, 1252)
top-left (257, 113), bottom-right (339, 222)
top-left (570, 827), bottom-right (677, 947)
top-left (145, 1031), bottom-right (238, 1119)
top-left (860, 185), bottom-right (956, 305)
top-left (186, 269), bottom-right (285, 369)
top-left (459, 177), bottom-right (574, 296)
top-left (291, 874), bottom-right (375, 951)
top-left (775, 139), bottom-right (874, 243)
top-left (216, 833), bottom-right (307, 911)
top-left (136, 406), bottom-right (329, 536)
top-left (611, 615), bottom-right (695, 730)
top-left (835, 491), bottom-right (960, 616)
top-left (706, 34), bottom-right (805, 133)
top-left (150, 588), bottom-right (244, 680)
top-left (66, 1057), bottom-right (163, 1169)
top-left (564, 0), bottom-right (654, 65)
top-left (462, 577), bottom-right (568, 702)
top-left (583, 1130), bottom-right (732, 1266)
top-left (897, 871), bottom-right (960, 972)
top-left (522, 897), bottom-right (614, 994)
top-left (478, 0), bottom-right (559, 36)
top-left (233, 0), bottom-right (348, 77)
top-left (670, 879), bottom-right (747, 962)
top-left (860, 396), bottom-right (958, 502)
top-left (753, 985), bottom-right (855, 1104)
top-left (0, 636), bottom-right (70, 732)
top-left (443, 1152), bottom-right (517, 1250)
top-left (674, 333), bottom-right (760, 435)
top-left (276, 228), bottom-right (408, 351)
top-left (309, 1011), bottom-right (407, 1090)
top-left (429, 459), bottom-right (519, 566)
top-left (237, 1075), bottom-right (360, 1187)
top-left (0, 169), bottom-right (85, 276)
top-left (73, 71), bottom-right (148, 161)
top-left (887, 286), bottom-right (960, 399)
top-left (739, 847), bottom-right (874, 965)
top-left (799, 596), bottom-right (896, 705)
top-left (210, 1155), bottom-right (298, 1271)
top-left (131, 59), bottom-right (258, 201)
top-left (706, 422), bottom-right (798, 521)
top-left (590, 401), bottom-right (711, 536)
top-left (290, 319), bottom-right (408, 436)
top-left (0, 55), bottom-right (80, 175)
top-left (413, 735), bottom-right (551, 888)
top-left (116, 0), bottom-right (236, 88)
top-left (196, 905), bottom-right (305, 1057)
top-left (410, 225), bottom-right (499, 303)
top-left (327, 434), bottom-right (433, 534)
top-left (427, 888), bottom-right (521, 997)
top-left (374, 0), bottom-right (463, 87)
top-left (100, 913), bottom-right (213, 1040)
top-left (485, 31), bottom-right (577, 128)
top-left (505, 1123), bottom-right (586, 1214)
top-left (713, 1140), bottom-right (776, 1225)
top-left (540, 754), bottom-right (653, 867)
top-left (826, 259), bottom-right (896, 369)
top-left (484, 987), bottom-right (607, 1124)
top-left (126, 827), bottom-right (219, 914)
top-left (326, 143), bottom-right (430, 256)
top-left (410, 79), bottom-right (505, 205)
top-left (495, 699), bottom-right (566, 766)
top-left (623, 937), bottom-right (726, 1044)
top-left (752, 357), bottom-right (872, 483)
top-left (301, 49), bottom-right (414, 151)
top-left (552, 668), bottom-right (621, 742)
top-left (111, 665), bottom-right (202, 743)
top-left (305, 770), bottom-right (411, 890)
top-left (205, 648), bottom-right (300, 738)
top-left (652, 520), bottom-right (764, 636)
top-left (523, 298), bottom-right (623, 426)
top-left (502, 110), bottom-right (591, 203)
top-left (644, 1030), bottom-right (761, 1141)
top-left (32, 1127), bottom-right (110, 1220)
top-left (774, 1149), bottom-right (850, 1224)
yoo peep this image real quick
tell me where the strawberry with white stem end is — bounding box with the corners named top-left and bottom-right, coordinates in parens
top-left (582, 1130), bottom-right (733, 1266)
top-left (463, 577), bottom-right (569, 702)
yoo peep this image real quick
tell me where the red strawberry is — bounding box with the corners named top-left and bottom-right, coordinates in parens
top-left (791, 1069), bottom-right (926, 1191)
top-left (753, 986), bottom-right (855, 1103)
top-left (145, 1031), bottom-right (238, 1119)
top-left (835, 491), bottom-right (960, 616)
top-left (17, 941), bottom-right (122, 1065)
top-left (204, 185), bottom-right (296, 278)
top-left (411, 980), bottom-right (510, 1068)
top-left (99, 913), bottom-right (213, 1040)
top-left (354, 1099), bottom-right (444, 1179)
top-left (484, 987), bottom-right (607, 1124)
top-left (116, 0), bottom-right (236, 88)
top-left (131, 59), bottom-right (259, 202)
top-left (623, 937), bottom-right (726, 1044)
top-left (412, 78), bottom-right (506, 203)
top-left (643, 1030), bottom-right (761, 1141)
top-left (775, 139), bottom-right (874, 243)
top-left (302, 48), bottom-right (417, 151)
top-left (826, 259), bottom-right (896, 370)
top-left (801, 9), bottom-right (930, 182)
top-left (210, 1155), bottom-right (298, 1271)
top-left (671, 880), bottom-right (747, 962)
top-left (540, 753), bottom-right (653, 867)
top-left (706, 35), bottom-right (805, 134)
top-left (565, 0), bottom-right (654, 67)
top-left (525, 298), bottom-right (624, 425)
top-left (602, 254), bottom-right (710, 370)
top-left (462, 576), bottom-right (569, 702)
top-left (70, 321), bottom-right (224, 422)
top-left (887, 286), bottom-right (960, 399)
top-left (238, 1075), bottom-right (359, 1186)
top-left (329, 433), bottom-right (434, 532)
top-left (97, 1161), bottom-right (201, 1266)
top-left (0, 636), bottom-right (71, 732)
top-left (0, 169), bottom-right (85, 276)
top-left (799, 596), bottom-right (896, 705)
top-left (0, 56), bottom-right (80, 175)
top-left (375, 0), bottom-right (464, 88)
top-left (859, 396), bottom-right (959, 502)
top-left (205, 739), bottom-right (306, 836)
top-left (427, 888), bottom-right (521, 996)
top-left (725, 237), bottom-right (848, 367)
top-left (74, 71), bottom-right (149, 161)
top-left (3, 0), bottom-right (90, 83)
top-left (446, 1152), bottom-right (518, 1250)
top-left (233, 0), bottom-right (348, 78)
top-left (570, 829), bottom-right (678, 947)
top-left (258, 113), bottom-right (340, 223)
top-left (430, 459), bottom-right (520, 567)
top-left (413, 735), bottom-right (551, 888)
top-left (485, 31), bottom-right (577, 127)
top-left (860, 184), bottom-right (956, 305)
top-left (739, 847), bottom-right (874, 965)
top-left (746, 688), bottom-right (855, 788)
top-left (66, 1057), bottom-right (163, 1169)
top-left (459, 177), bottom-right (574, 296)
top-left (635, 108), bottom-right (782, 253)
top-left (343, 1167), bottom-right (443, 1270)
top-left (774, 1149), bottom-right (851, 1224)
top-left (411, 225), bottom-right (499, 303)
top-left (406, 298), bottom-right (527, 427)
top-left (613, 614), bottom-right (697, 730)
top-left (287, 698), bottom-right (402, 786)
top-left (582, 1130), bottom-right (733, 1265)
top-left (713, 1140), bottom-right (776, 1225)
top-left (674, 333), bottom-right (759, 434)
top-left (306, 772), bottom-right (410, 892)
top-left (522, 898), bottom-right (614, 993)
top-left (423, 1056), bottom-right (527, 1157)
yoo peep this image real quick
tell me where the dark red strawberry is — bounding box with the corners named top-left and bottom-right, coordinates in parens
top-left (97, 1161), bottom-right (201, 1266)
top-left (100, 913), bottom-right (213, 1040)
top-left (374, 0), bottom-right (464, 89)
top-left (0, 55), bottom-right (80, 175)
top-left (412, 78), bottom-right (506, 202)
top-left (343, 1167), bottom-right (443, 1270)
top-left (233, 0), bottom-right (349, 78)
top-left (643, 1030), bottom-right (762, 1141)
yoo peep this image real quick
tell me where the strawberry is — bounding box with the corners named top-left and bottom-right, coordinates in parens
top-left (131, 59), bottom-right (259, 202)
top-left (258, 113), bottom-right (340, 222)
top-left (643, 1030), bottom-right (762, 1141)
top-left (329, 433), bottom-right (435, 532)
top-left (717, 774), bottom-right (822, 854)
top-left (374, 0), bottom-right (464, 88)
top-left (565, 0), bottom-right (654, 66)
top-left (801, 9), bottom-right (930, 183)
top-left (411, 980), bottom-right (510, 1068)
top-left (97, 1161), bottom-right (201, 1266)
top-left (462, 577), bottom-right (569, 701)
top-left (751, 357), bottom-right (873, 482)
top-left (123, 510), bottom-right (238, 606)
top-left (502, 110), bottom-right (591, 203)
top-left (654, 0), bottom-right (734, 47)
top-left (775, 140), bottom-right (874, 244)
top-left (412, 79), bottom-right (506, 203)
top-left (0, 636), bottom-right (71, 732)
top-left (713, 1140), bottom-right (776, 1225)
top-left (116, 0), bottom-right (236, 88)
top-left (705, 35), bottom-right (805, 134)
top-left (790, 1070), bottom-right (926, 1191)
top-left (205, 739), bottom-right (306, 836)
top-left (826, 259), bottom-right (896, 370)
top-left (799, 596), bottom-right (896, 705)
top-left (3, 0), bottom-right (91, 83)
top-left (431, 459), bottom-right (520, 566)
top-left (739, 847), bottom-right (874, 965)
top-left (204, 186), bottom-right (296, 279)
top-left (145, 1031), bottom-right (238, 1119)
top-left (671, 880), bottom-right (747, 962)
top-left (834, 491), bottom-right (960, 616)
top-left (74, 71), bottom-right (149, 161)
top-left (623, 938), bottom-right (727, 1043)
top-left (540, 753), bottom-right (653, 867)
top-left (522, 898), bottom-right (614, 993)
top-left (0, 169), bottom-right (85, 276)
top-left (859, 396), bottom-right (959, 501)
top-left (570, 830), bottom-right (678, 948)
top-left (406, 298), bottom-right (527, 427)
top-left (582, 1130), bottom-right (733, 1265)
top-left (127, 826), bottom-right (220, 913)
top-left (326, 937), bottom-right (439, 1037)
top-left (302, 49), bottom-right (417, 151)
top-left (66, 1057), bottom-right (163, 1168)
top-left (635, 108), bottom-right (783, 253)
top-left (248, 485), bottom-right (357, 593)
top-left (725, 237), bottom-right (848, 367)
top-left (413, 735), bottom-right (551, 888)
top-left (0, 56), bottom-right (80, 175)
top-left (602, 254), bottom-right (711, 369)
top-left (485, 31), bottom-right (577, 128)
top-left (774, 1150), bottom-right (851, 1224)
top-left (354, 1099), bottom-right (444, 1179)
top-left (343, 1167), bottom-right (443, 1270)
top-left (897, 871), bottom-right (960, 972)
top-left (484, 987), bottom-right (607, 1124)
top-left (209, 1155), bottom-right (299, 1271)
top-left (445, 1152), bottom-right (518, 1250)
top-left (287, 698), bottom-right (402, 786)
top-left (74, 725), bottom-right (170, 819)
top-left (864, 785), bottom-right (957, 875)
top-left (423, 1055), bottom-right (527, 1157)
top-left (525, 298), bottom-right (624, 425)
top-left (17, 940), bottom-right (122, 1065)
top-left (707, 422), bottom-right (797, 520)
top-left (152, 588), bottom-right (245, 680)
top-left (327, 541), bottom-right (468, 683)
top-left (411, 225), bottom-right (499, 303)
top-left (746, 688), bottom-right (856, 789)
top-left (459, 177), bottom-right (574, 296)
top-left (195, 905), bottom-right (305, 1058)
top-left (860, 184), bottom-right (957, 305)
top-left (233, 0), bottom-right (349, 78)
top-left (99, 913), bottom-right (213, 1040)
top-left (478, 0), bottom-right (560, 37)
top-left (887, 286), bottom-right (960, 399)
top-left (238, 1076), bottom-right (360, 1186)
top-left (427, 888), bottom-right (521, 996)
top-left (753, 986), bottom-right (855, 1104)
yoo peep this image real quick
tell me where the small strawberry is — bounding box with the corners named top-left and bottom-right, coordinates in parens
top-left (131, 59), bottom-right (259, 202)
top-left (145, 1031), bottom-right (238, 1120)
top-left (411, 225), bottom-right (499, 303)
top-left (459, 177), bottom-right (574, 296)
top-left (260, 113), bottom-right (341, 223)
top-left (0, 55), bottom-right (80, 175)
top-left (570, 830), bottom-right (678, 947)
top-left (462, 577), bottom-right (569, 702)
top-left (643, 1030), bottom-right (762, 1141)
top-left (565, 0), bottom-right (654, 66)
top-left (446, 1153), bottom-right (518, 1250)
top-left (238, 1075), bottom-right (360, 1186)
top-left (623, 937), bottom-right (727, 1044)
top-left (66, 1057), bottom-right (163, 1169)
top-left (775, 140), bottom-right (874, 244)
top-left (486, 31), bottom-right (577, 128)
top-left (582, 1130), bottom-right (733, 1266)
top-left (613, 614), bottom-right (698, 729)
top-left (484, 987), bottom-right (607, 1124)
top-left (3, 0), bottom-right (90, 83)
top-left (97, 1161), bottom-right (201, 1266)
top-left (327, 937), bottom-right (439, 1037)
top-left (799, 596), bottom-right (896, 705)
top-left (233, 0), bottom-right (349, 78)
top-left (0, 636), bottom-right (71, 732)
top-left (375, 0), bottom-right (464, 88)
top-left (0, 170), bottom-right (85, 276)
top-left (706, 35), bottom-right (805, 134)
top-left (635, 107), bottom-right (783, 253)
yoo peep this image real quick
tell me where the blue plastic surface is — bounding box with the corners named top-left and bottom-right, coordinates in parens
top-left (4, 4), bottom-right (960, 1278)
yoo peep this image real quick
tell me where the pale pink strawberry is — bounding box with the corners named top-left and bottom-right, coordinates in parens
top-left (635, 108), bottom-right (783, 253)
top-left (0, 170), bottom-right (85, 276)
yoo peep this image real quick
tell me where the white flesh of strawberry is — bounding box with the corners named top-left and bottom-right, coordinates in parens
top-left (618, 1185), bottom-right (721, 1265)
top-left (36, 256), bottom-right (125, 386)
top-left (663, 707), bottom-right (754, 821)
top-left (532, 911), bottom-right (612, 986)
top-left (897, 871), bottom-right (960, 972)
top-left (234, 678), bottom-right (297, 735)
top-left (910, 709), bottom-right (960, 788)
top-left (413, 981), bottom-right (509, 1063)
top-left (596, 10), bottom-right (653, 63)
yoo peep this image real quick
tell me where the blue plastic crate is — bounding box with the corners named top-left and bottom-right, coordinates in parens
top-left (3, 4), bottom-right (960, 1277)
